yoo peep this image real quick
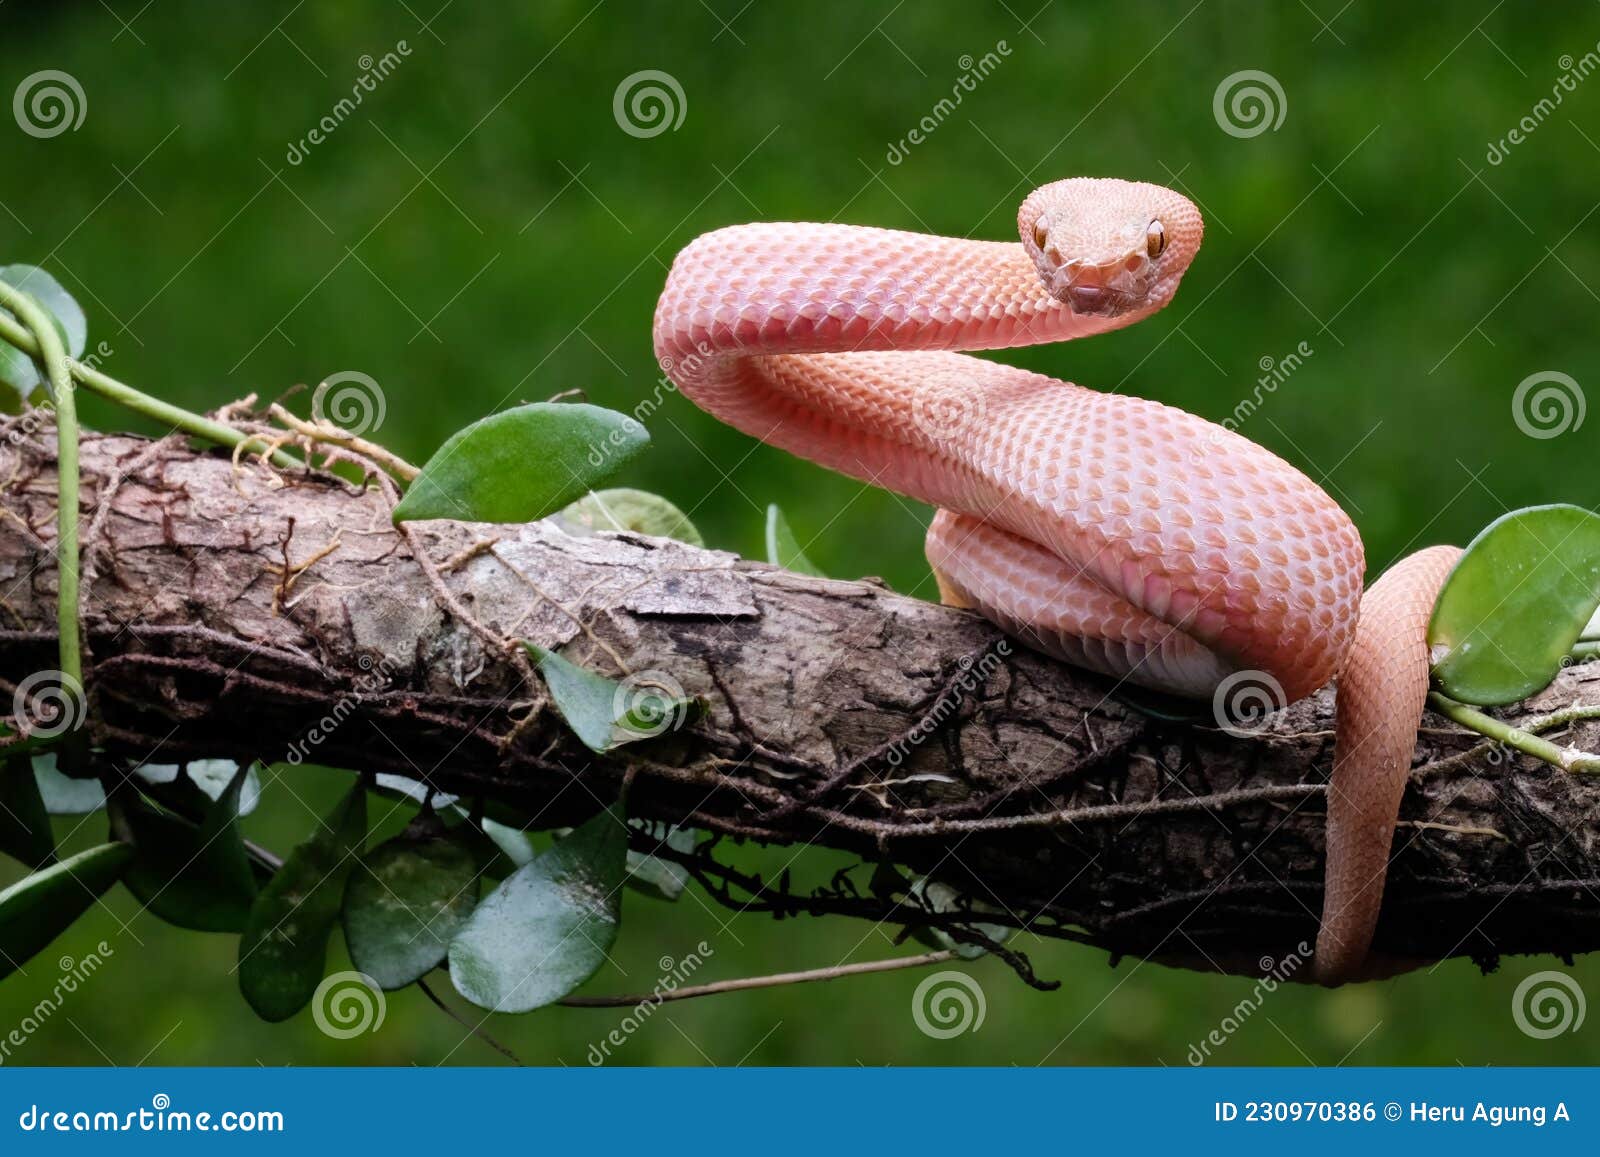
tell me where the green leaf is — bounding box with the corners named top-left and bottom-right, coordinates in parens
top-left (448, 805), bottom-right (627, 1013)
top-left (0, 842), bottom-right (132, 981)
top-left (0, 754), bottom-right (55, 867)
top-left (32, 753), bottom-right (105, 815)
top-left (342, 820), bottom-right (480, 990)
top-left (392, 403), bottom-right (648, 524)
top-left (557, 488), bottom-right (705, 547)
top-left (624, 822), bottom-right (696, 902)
top-left (238, 783), bottom-right (368, 1022)
top-left (0, 266), bottom-right (86, 356)
top-left (1429, 504), bottom-right (1600, 706)
top-left (765, 504), bottom-right (825, 577)
top-left (523, 643), bottom-right (696, 753)
top-left (476, 815), bottom-right (535, 873)
top-left (0, 265), bottom-right (87, 403)
top-left (0, 345), bottom-right (34, 411)
top-left (441, 804), bottom-right (535, 878)
top-left (115, 764), bottom-right (260, 933)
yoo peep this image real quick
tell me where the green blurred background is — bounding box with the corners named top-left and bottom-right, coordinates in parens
top-left (2, 0), bottom-right (1598, 1066)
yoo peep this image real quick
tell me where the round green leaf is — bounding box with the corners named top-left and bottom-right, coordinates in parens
top-left (238, 784), bottom-right (368, 1022)
top-left (1429, 504), bottom-right (1600, 706)
top-left (0, 842), bottom-right (132, 981)
top-left (392, 403), bottom-right (649, 524)
top-left (343, 824), bottom-right (480, 990)
top-left (448, 805), bottom-right (627, 1013)
top-left (0, 265), bottom-right (86, 357)
top-left (524, 643), bottom-right (696, 753)
top-left (558, 488), bottom-right (705, 547)
top-left (0, 265), bottom-right (87, 403)
top-left (0, 344), bottom-right (37, 410)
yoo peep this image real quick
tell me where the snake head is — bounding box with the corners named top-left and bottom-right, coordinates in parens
top-left (1019, 178), bottom-right (1204, 317)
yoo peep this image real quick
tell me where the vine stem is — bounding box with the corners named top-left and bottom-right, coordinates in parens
top-left (1427, 691), bottom-right (1600, 774)
top-left (556, 948), bottom-right (958, 1008)
top-left (0, 303), bottom-right (298, 469)
top-left (0, 283), bottom-right (82, 743)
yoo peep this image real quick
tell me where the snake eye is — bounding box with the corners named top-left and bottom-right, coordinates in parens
top-left (1146, 220), bottom-right (1166, 259)
top-left (1032, 219), bottom-right (1049, 250)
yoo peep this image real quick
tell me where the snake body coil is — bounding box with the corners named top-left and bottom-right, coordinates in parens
top-left (654, 178), bottom-right (1453, 985)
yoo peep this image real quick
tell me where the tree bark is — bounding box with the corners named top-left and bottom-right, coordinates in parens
top-left (3, 430), bottom-right (1598, 978)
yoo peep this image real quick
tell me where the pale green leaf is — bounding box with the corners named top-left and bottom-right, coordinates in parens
top-left (343, 821), bottom-right (480, 990)
top-left (558, 488), bottom-right (705, 547)
top-left (765, 504), bottom-right (825, 577)
top-left (1429, 504), bottom-right (1600, 705)
top-left (523, 643), bottom-right (695, 753)
top-left (448, 805), bottom-right (627, 1013)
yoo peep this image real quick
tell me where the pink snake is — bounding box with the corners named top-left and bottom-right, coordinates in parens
top-left (654, 177), bottom-right (1457, 985)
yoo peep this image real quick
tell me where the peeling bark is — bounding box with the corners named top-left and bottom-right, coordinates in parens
top-left (3, 430), bottom-right (1599, 976)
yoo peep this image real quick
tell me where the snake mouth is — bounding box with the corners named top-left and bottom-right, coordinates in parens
top-left (1053, 277), bottom-right (1140, 317)
top-left (1044, 259), bottom-right (1147, 317)
top-left (1063, 284), bottom-right (1133, 316)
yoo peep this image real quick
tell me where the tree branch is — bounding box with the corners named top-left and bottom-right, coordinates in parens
top-left (4, 429), bottom-right (1599, 979)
